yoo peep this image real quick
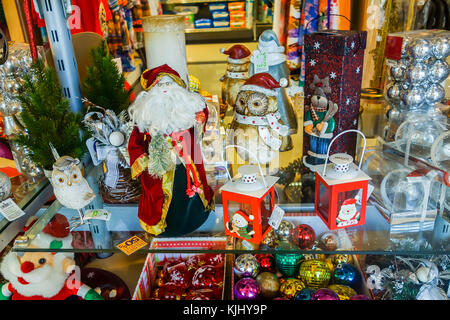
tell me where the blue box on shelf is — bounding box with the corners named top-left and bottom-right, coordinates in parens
top-left (194, 18), bottom-right (213, 28)
top-left (212, 10), bottom-right (230, 20)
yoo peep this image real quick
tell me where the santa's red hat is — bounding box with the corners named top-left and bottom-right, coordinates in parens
top-left (233, 210), bottom-right (254, 222)
top-left (342, 198), bottom-right (357, 206)
top-left (240, 73), bottom-right (287, 96)
top-left (220, 45), bottom-right (251, 64)
top-left (30, 214), bottom-right (73, 251)
top-left (140, 64), bottom-right (186, 91)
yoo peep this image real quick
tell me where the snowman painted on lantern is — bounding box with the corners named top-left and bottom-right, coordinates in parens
top-left (227, 210), bottom-right (255, 240)
top-left (304, 75), bottom-right (339, 168)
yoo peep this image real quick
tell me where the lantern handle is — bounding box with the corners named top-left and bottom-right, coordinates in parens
top-left (322, 129), bottom-right (367, 177)
top-left (224, 144), bottom-right (268, 188)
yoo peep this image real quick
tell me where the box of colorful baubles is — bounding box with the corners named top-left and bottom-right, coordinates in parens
top-left (132, 237), bottom-right (228, 300)
top-left (231, 219), bottom-right (372, 300)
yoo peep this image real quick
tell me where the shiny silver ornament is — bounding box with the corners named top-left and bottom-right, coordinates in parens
top-left (402, 86), bottom-right (426, 108)
top-left (401, 37), bottom-right (412, 58)
top-left (233, 254), bottom-right (260, 278)
top-left (405, 63), bottom-right (428, 84)
top-left (431, 36), bottom-right (450, 60)
top-left (429, 59), bottom-right (449, 84)
top-left (386, 82), bottom-right (402, 102)
top-left (0, 171), bottom-right (12, 201)
top-left (275, 220), bottom-right (294, 241)
top-left (407, 39), bottom-right (432, 62)
top-left (425, 83), bottom-right (445, 104)
top-left (390, 62), bottom-right (405, 81)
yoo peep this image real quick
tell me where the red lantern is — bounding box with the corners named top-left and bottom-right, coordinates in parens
top-left (313, 130), bottom-right (371, 230)
top-left (220, 146), bottom-right (279, 244)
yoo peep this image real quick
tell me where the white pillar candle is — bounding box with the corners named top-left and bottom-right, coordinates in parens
top-left (142, 15), bottom-right (189, 85)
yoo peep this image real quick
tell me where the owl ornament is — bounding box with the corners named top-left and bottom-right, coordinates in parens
top-left (51, 156), bottom-right (96, 230)
top-left (219, 45), bottom-right (251, 118)
top-left (230, 73), bottom-right (290, 165)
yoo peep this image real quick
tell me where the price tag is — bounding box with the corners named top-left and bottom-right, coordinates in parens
top-left (84, 209), bottom-right (111, 221)
top-left (116, 235), bottom-right (148, 256)
top-left (268, 205), bottom-right (285, 230)
top-left (254, 52), bottom-right (269, 73)
top-left (356, 183), bottom-right (375, 205)
top-left (0, 198), bottom-right (26, 221)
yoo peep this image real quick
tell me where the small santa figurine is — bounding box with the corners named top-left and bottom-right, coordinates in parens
top-left (226, 210), bottom-right (255, 240)
top-left (128, 64), bottom-right (214, 237)
top-left (336, 198), bottom-right (360, 227)
top-left (0, 214), bottom-right (103, 300)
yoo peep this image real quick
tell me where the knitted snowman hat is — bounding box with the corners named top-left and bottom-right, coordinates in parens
top-left (220, 44), bottom-right (251, 64)
top-left (233, 210), bottom-right (254, 223)
top-left (30, 213), bottom-right (73, 250)
top-left (240, 73), bottom-right (287, 97)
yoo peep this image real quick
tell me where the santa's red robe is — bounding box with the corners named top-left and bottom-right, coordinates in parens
top-left (128, 107), bottom-right (214, 236)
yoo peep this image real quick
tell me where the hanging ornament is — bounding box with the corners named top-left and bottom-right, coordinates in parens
top-left (330, 253), bottom-right (353, 266)
top-left (295, 288), bottom-right (315, 300)
top-left (319, 232), bottom-right (339, 251)
top-left (274, 242), bottom-right (303, 277)
top-left (332, 263), bottom-right (362, 290)
top-left (430, 36), bottom-right (450, 59)
top-left (255, 272), bottom-right (280, 299)
top-left (310, 288), bottom-right (339, 300)
top-left (298, 259), bottom-right (332, 289)
top-left (289, 224), bottom-right (316, 249)
top-left (233, 254), bottom-right (259, 278)
top-left (254, 254), bottom-right (276, 273)
top-left (260, 228), bottom-right (280, 249)
top-left (390, 61), bottom-right (406, 81)
top-left (275, 220), bottom-right (294, 241)
top-left (429, 59), bottom-right (449, 84)
top-left (327, 284), bottom-right (357, 300)
top-left (233, 277), bottom-right (260, 300)
top-left (407, 38), bottom-right (432, 62)
top-left (191, 265), bottom-right (224, 289)
top-left (405, 63), bottom-right (428, 84)
top-left (279, 278), bottom-right (305, 299)
top-left (424, 83), bottom-right (445, 104)
top-left (401, 86), bottom-right (425, 108)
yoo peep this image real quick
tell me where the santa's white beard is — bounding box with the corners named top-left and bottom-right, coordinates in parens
top-left (0, 252), bottom-right (70, 298)
top-left (338, 204), bottom-right (357, 221)
top-left (129, 85), bottom-right (206, 135)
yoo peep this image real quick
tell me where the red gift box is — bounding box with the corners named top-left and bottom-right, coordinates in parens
top-left (303, 30), bottom-right (367, 165)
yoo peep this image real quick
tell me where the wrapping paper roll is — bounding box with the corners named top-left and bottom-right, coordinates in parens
top-left (298, 0), bottom-right (319, 86)
top-left (272, 0), bottom-right (290, 46)
top-left (286, 0), bottom-right (303, 70)
top-left (328, 0), bottom-right (351, 30)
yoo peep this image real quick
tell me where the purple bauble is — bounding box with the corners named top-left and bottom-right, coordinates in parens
top-left (234, 277), bottom-right (261, 300)
top-left (350, 294), bottom-right (371, 300)
top-left (310, 288), bottom-right (340, 300)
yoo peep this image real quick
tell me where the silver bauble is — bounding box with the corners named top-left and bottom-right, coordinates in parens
top-left (390, 62), bottom-right (405, 81)
top-left (233, 254), bottom-right (260, 278)
top-left (275, 220), bottom-right (294, 241)
top-left (0, 171), bottom-right (11, 201)
top-left (431, 36), bottom-right (450, 59)
top-left (386, 82), bottom-right (402, 102)
top-left (402, 86), bottom-right (426, 108)
top-left (405, 63), bottom-right (428, 84)
top-left (401, 37), bottom-right (412, 58)
top-left (407, 39), bottom-right (432, 61)
top-left (425, 83), bottom-right (445, 104)
top-left (429, 59), bottom-right (449, 84)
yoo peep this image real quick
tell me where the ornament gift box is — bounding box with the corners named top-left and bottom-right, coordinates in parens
top-left (303, 30), bottom-right (367, 162)
top-left (132, 237), bottom-right (228, 300)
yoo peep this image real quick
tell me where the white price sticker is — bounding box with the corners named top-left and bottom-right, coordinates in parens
top-left (268, 205), bottom-right (285, 230)
top-left (0, 198), bottom-right (26, 221)
top-left (254, 52), bottom-right (269, 73)
top-left (83, 209), bottom-right (111, 221)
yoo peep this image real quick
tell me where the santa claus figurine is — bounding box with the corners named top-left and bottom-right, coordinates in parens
top-left (0, 214), bottom-right (103, 300)
top-left (336, 198), bottom-right (360, 227)
top-left (128, 64), bottom-right (214, 236)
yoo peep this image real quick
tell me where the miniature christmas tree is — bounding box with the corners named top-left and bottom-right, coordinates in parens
top-left (82, 40), bottom-right (132, 114)
top-left (14, 59), bottom-right (85, 170)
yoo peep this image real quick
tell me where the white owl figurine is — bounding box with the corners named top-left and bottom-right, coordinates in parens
top-left (51, 156), bottom-right (96, 210)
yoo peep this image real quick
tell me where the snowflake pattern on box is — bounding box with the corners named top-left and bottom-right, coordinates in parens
top-left (303, 30), bottom-right (367, 159)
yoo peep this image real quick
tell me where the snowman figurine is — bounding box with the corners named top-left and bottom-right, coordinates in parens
top-left (336, 197), bottom-right (361, 227)
top-left (227, 210), bottom-right (255, 240)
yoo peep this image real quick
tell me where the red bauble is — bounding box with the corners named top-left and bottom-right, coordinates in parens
top-left (255, 254), bottom-right (276, 273)
top-left (186, 255), bottom-right (207, 270)
top-left (157, 282), bottom-right (186, 300)
top-left (191, 265), bottom-right (224, 289)
top-left (289, 224), bottom-right (316, 249)
top-left (204, 254), bottom-right (225, 267)
top-left (166, 262), bottom-right (194, 289)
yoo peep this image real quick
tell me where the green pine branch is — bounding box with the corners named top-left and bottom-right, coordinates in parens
top-left (82, 40), bottom-right (131, 114)
top-left (14, 59), bottom-right (85, 170)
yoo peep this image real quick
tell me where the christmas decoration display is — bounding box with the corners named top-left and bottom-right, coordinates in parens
top-left (234, 277), bottom-right (261, 300)
top-left (14, 59), bottom-right (85, 172)
top-left (295, 287), bottom-right (315, 300)
top-left (128, 64), bottom-right (214, 236)
top-left (310, 288), bottom-right (340, 300)
top-left (275, 220), bottom-right (294, 241)
top-left (298, 259), bottom-right (332, 289)
top-left (256, 272), bottom-right (280, 299)
top-left (274, 241), bottom-right (303, 277)
top-left (229, 73), bottom-right (290, 165)
top-left (51, 155), bottom-right (95, 230)
top-left (261, 228), bottom-right (280, 249)
top-left (289, 224), bottom-right (316, 249)
top-left (303, 30), bottom-right (367, 167)
top-left (365, 255), bottom-right (450, 300)
top-left (233, 254), bottom-right (260, 278)
top-left (221, 161), bottom-right (278, 244)
top-left (219, 44), bottom-right (251, 117)
top-left (319, 232), bottom-right (339, 251)
top-left (313, 130), bottom-right (371, 230)
top-left (384, 30), bottom-right (449, 114)
top-left (81, 267), bottom-right (131, 300)
top-left (332, 263), bottom-right (362, 290)
top-left (249, 30), bottom-right (298, 151)
top-left (327, 284), bottom-right (357, 300)
top-left (255, 254), bottom-right (276, 273)
top-left (33, 0), bottom-right (83, 113)
top-left (279, 278), bottom-right (305, 299)
top-left (0, 214), bottom-right (103, 300)
top-left (84, 104), bottom-right (141, 203)
top-left (0, 171), bottom-right (11, 201)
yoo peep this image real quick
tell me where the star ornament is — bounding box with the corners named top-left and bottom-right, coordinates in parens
top-left (330, 72), bottom-right (336, 79)
top-left (310, 59), bottom-right (316, 66)
top-left (313, 42), bottom-right (320, 50)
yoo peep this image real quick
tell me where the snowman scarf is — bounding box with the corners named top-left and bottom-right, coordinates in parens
top-left (233, 111), bottom-right (289, 150)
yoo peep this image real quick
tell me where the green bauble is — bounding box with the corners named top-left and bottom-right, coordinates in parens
top-left (275, 242), bottom-right (303, 277)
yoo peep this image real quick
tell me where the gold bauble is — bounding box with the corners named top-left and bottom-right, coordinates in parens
top-left (328, 284), bottom-right (357, 300)
top-left (331, 253), bottom-right (353, 266)
top-left (324, 258), bottom-right (335, 273)
top-left (261, 228), bottom-right (279, 248)
top-left (279, 278), bottom-right (305, 299)
top-left (256, 272), bottom-right (280, 299)
top-left (298, 260), bottom-right (332, 290)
